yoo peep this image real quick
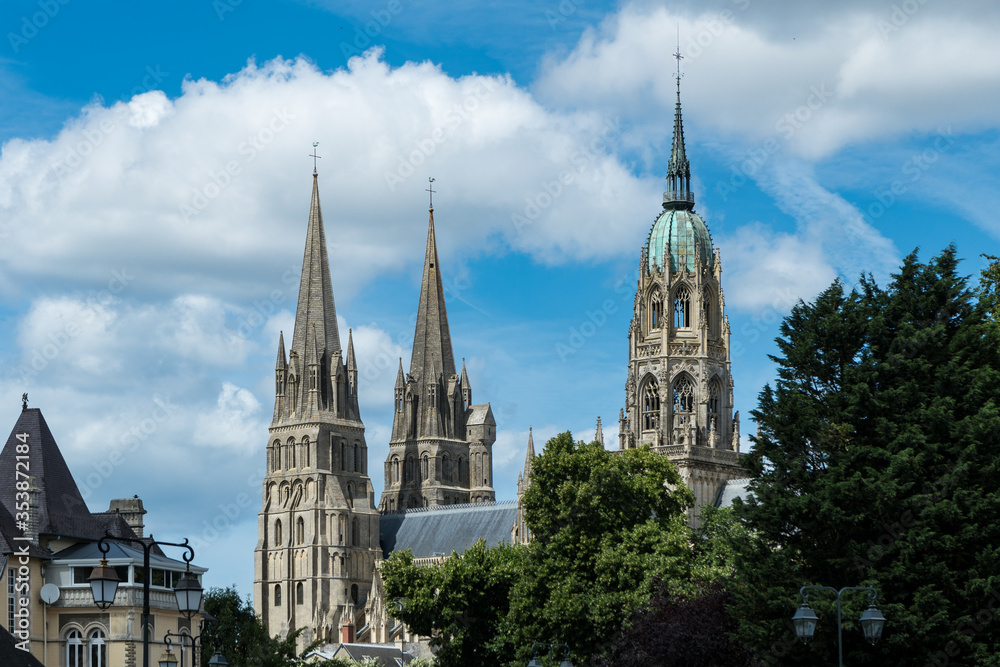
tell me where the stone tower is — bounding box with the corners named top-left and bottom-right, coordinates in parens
top-left (254, 169), bottom-right (380, 647)
top-left (379, 201), bottom-right (496, 511)
top-left (511, 427), bottom-right (535, 545)
top-left (618, 74), bottom-right (744, 523)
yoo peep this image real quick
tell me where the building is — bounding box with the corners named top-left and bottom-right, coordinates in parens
top-left (256, 67), bottom-right (745, 650)
top-left (254, 167), bottom-right (382, 648)
top-left (617, 73), bottom-right (746, 521)
top-left (0, 403), bottom-right (206, 667)
top-left (379, 202), bottom-right (497, 511)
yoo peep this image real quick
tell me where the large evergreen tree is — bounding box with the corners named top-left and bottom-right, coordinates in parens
top-left (731, 247), bottom-right (1000, 665)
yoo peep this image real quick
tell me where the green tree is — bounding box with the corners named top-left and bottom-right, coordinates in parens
top-left (502, 432), bottom-right (695, 665)
top-left (200, 586), bottom-right (314, 667)
top-left (381, 539), bottom-right (523, 667)
top-left (731, 247), bottom-right (1000, 665)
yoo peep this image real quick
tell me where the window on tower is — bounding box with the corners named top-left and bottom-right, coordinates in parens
top-left (674, 285), bottom-right (691, 328)
top-left (274, 584), bottom-right (282, 606)
top-left (673, 376), bottom-right (695, 422)
top-left (649, 287), bottom-right (662, 329)
top-left (642, 380), bottom-right (660, 430)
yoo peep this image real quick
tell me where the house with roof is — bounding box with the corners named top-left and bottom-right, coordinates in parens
top-left (0, 402), bottom-right (206, 667)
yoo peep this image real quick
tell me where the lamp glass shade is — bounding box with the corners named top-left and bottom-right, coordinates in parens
top-left (527, 659), bottom-right (543, 667)
top-left (158, 648), bottom-right (179, 667)
top-left (859, 604), bottom-right (886, 644)
top-left (87, 561), bottom-right (121, 610)
top-left (208, 652), bottom-right (229, 666)
top-left (560, 660), bottom-right (574, 667)
top-left (791, 603), bottom-right (818, 643)
top-left (174, 573), bottom-right (203, 617)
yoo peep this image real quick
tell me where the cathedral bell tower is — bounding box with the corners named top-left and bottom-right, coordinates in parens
top-left (619, 63), bottom-right (744, 524)
top-left (379, 191), bottom-right (496, 512)
top-left (255, 165), bottom-right (380, 648)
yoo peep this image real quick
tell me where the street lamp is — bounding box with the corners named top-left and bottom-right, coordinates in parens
top-left (166, 627), bottom-right (209, 667)
top-left (527, 642), bottom-right (573, 667)
top-left (208, 652), bottom-right (229, 666)
top-left (791, 585), bottom-right (886, 667)
top-left (158, 646), bottom-right (179, 667)
top-left (87, 533), bottom-right (202, 667)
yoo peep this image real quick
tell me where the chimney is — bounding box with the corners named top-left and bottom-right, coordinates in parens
top-left (108, 496), bottom-right (147, 537)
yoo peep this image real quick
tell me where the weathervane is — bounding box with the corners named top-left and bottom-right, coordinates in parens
top-left (310, 141), bottom-right (321, 174)
top-left (426, 177), bottom-right (436, 210)
top-left (674, 27), bottom-right (685, 90)
top-left (22, 393), bottom-right (28, 411)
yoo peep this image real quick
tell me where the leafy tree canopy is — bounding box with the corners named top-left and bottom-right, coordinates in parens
top-left (731, 247), bottom-right (1000, 666)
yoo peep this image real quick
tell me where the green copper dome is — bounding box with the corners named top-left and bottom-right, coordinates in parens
top-left (646, 209), bottom-right (714, 273)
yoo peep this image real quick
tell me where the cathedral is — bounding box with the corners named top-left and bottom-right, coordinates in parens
top-left (254, 74), bottom-right (745, 649)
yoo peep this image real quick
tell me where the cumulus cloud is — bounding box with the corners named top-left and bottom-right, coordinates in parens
top-left (535, 2), bottom-right (1000, 158)
top-left (194, 382), bottom-right (265, 452)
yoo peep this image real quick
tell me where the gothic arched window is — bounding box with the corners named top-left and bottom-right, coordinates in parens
top-left (421, 453), bottom-right (429, 480)
top-left (406, 455), bottom-right (415, 482)
top-left (354, 443), bottom-right (359, 473)
top-left (338, 515), bottom-right (345, 545)
top-left (274, 584), bottom-right (282, 606)
top-left (442, 453), bottom-right (451, 482)
top-left (392, 456), bottom-right (400, 484)
top-left (673, 285), bottom-right (691, 328)
top-left (673, 375), bottom-right (695, 415)
top-left (346, 483), bottom-right (354, 509)
top-left (274, 520), bottom-right (282, 547)
top-left (352, 517), bottom-right (360, 547)
top-left (708, 378), bottom-right (722, 434)
top-left (296, 582), bottom-right (304, 605)
top-left (341, 441), bottom-right (347, 472)
top-left (66, 629), bottom-right (83, 667)
top-left (649, 287), bottom-right (662, 329)
top-left (302, 436), bottom-right (310, 468)
top-left (296, 517), bottom-right (305, 545)
top-left (702, 291), bottom-right (713, 333)
top-left (642, 379), bottom-right (660, 430)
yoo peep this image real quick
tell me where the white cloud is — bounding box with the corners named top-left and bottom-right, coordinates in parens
top-left (535, 2), bottom-right (1000, 159)
top-left (193, 382), bottom-right (265, 452)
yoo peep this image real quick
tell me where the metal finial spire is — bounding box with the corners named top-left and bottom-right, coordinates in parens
top-left (673, 26), bottom-right (683, 97)
top-left (426, 177), bottom-right (436, 210)
top-left (22, 393), bottom-right (28, 411)
top-left (310, 141), bottom-right (321, 175)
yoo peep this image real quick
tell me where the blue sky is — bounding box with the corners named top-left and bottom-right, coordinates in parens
top-left (1, 0), bottom-right (998, 596)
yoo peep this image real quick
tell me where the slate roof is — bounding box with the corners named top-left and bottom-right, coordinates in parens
top-left (714, 478), bottom-right (753, 508)
top-left (0, 627), bottom-right (45, 667)
top-left (0, 408), bottom-right (105, 541)
top-left (380, 500), bottom-right (518, 559)
top-left (51, 539), bottom-right (206, 572)
top-left (332, 642), bottom-right (414, 666)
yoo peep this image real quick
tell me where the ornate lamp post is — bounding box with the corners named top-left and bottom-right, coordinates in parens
top-left (87, 533), bottom-right (203, 667)
top-left (791, 585), bottom-right (886, 666)
top-left (165, 627), bottom-right (208, 667)
top-left (526, 642), bottom-right (573, 667)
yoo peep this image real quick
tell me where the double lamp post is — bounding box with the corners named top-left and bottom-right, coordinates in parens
top-left (86, 533), bottom-right (226, 667)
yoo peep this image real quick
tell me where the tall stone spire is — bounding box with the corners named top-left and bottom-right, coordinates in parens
top-left (410, 205), bottom-right (456, 382)
top-left (664, 44), bottom-right (693, 211)
top-left (291, 172), bottom-right (341, 358)
top-left (257, 165), bottom-right (379, 650)
top-left (381, 192), bottom-right (495, 511)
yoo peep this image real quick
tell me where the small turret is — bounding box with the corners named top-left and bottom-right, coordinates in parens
top-left (460, 358), bottom-right (471, 411)
top-left (346, 328), bottom-right (358, 397)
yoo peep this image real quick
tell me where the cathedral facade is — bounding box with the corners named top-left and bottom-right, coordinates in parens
top-left (254, 73), bottom-right (745, 647)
